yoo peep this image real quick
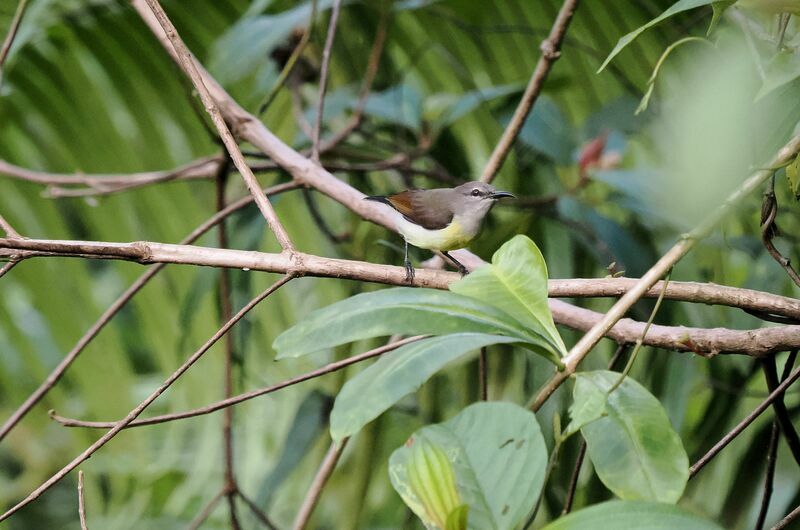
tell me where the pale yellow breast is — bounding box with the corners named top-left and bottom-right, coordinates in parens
top-left (396, 216), bottom-right (475, 251)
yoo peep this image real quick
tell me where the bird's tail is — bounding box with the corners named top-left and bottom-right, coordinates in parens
top-left (364, 195), bottom-right (390, 205)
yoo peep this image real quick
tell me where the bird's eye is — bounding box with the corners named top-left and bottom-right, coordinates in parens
top-left (471, 188), bottom-right (481, 197)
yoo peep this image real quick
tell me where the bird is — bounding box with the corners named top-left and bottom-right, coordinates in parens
top-left (364, 181), bottom-right (515, 282)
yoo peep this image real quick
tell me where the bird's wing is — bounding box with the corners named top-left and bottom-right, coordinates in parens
top-left (386, 190), bottom-right (453, 230)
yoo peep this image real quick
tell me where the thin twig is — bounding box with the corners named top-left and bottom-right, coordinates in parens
top-left (760, 174), bottom-right (800, 288)
top-left (0, 275), bottom-right (293, 521)
top-left (50, 336), bottom-right (426, 429)
top-left (608, 270), bottom-right (671, 394)
top-left (0, 156), bottom-right (221, 193)
top-left (292, 438), bottom-right (348, 530)
top-left (0, 181), bottom-right (299, 443)
top-left (238, 490), bottom-right (281, 530)
top-left (762, 355), bottom-right (800, 466)
top-left (0, 214), bottom-right (20, 238)
top-left (0, 260), bottom-right (19, 279)
top-left (755, 419), bottom-right (779, 530)
top-left (187, 489), bottom-right (225, 530)
top-left (215, 160), bottom-right (241, 530)
top-left (771, 503), bottom-right (800, 530)
top-left (561, 343), bottom-right (628, 515)
top-left (258, 0), bottom-right (318, 115)
top-left (480, 0), bottom-right (579, 183)
top-left (317, 5), bottom-right (389, 153)
top-left (0, 0), bottom-right (29, 89)
top-left (529, 136), bottom-right (800, 413)
top-left (311, 0), bottom-right (343, 163)
top-left (689, 363), bottom-right (800, 478)
top-left (77, 470), bottom-right (88, 530)
top-left (141, 0), bottom-right (294, 250)
top-left (479, 347), bottom-right (488, 401)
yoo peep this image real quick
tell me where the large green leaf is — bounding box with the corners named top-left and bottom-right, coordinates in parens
top-left (450, 235), bottom-right (567, 357)
top-left (272, 287), bottom-right (549, 359)
top-left (329, 333), bottom-right (519, 441)
top-left (390, 402), bottom-right (548, 530)
top-left (598, 0), bottom-right (717, 72)
top-left (576, 371), bottom-right (689, 503)
top-left (541, 500), bottom-right (724, 530)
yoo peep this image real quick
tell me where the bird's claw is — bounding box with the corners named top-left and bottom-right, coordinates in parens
top-left (404, 260), bottom-right (415, 284)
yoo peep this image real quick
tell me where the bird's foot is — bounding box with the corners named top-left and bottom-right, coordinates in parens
top-left (404, 260), bottom-right (415, 284)
top-left (457, 265), bottom-right (469, 277)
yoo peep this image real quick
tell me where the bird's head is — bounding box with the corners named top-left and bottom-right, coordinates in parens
top-left (451, 181), bottom-right (515, 217)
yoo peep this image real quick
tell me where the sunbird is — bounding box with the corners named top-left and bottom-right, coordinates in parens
top-left (365, 181), bottom-right (515, 281)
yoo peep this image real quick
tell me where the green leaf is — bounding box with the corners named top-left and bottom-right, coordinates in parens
top-left (450, 235), bottom-right (567, 357)
top-left (390, 402), bottom-right (548, 530)
top-left (445, 505), bottom-right (469, 530)
top-left (755, 50), bottom-right (800, 101)
top-left (405, 438), bottom-right (464, 529)
top-left (272, 288), bottom-right (546, 360)
top-left (329, 333), bottom-right (519, 441)
top-left (598, 0), bottom-right (717, 72)
top-left (564, 373), bottom-right (608, 437)
top-left (786, 155), bottom-right (800, 198)
top-left (509, 97), bottom-right (577, 164)
top-left (427, 84), bottom-right (522, 130)
top-left (362, 83), bottom-right (424, 131)
top-left (709, 1), bottom-right (736, 34)
top-left (576, 371), bottom-right (689, 503)
top-left (541, 500), bottom-right (724, 530)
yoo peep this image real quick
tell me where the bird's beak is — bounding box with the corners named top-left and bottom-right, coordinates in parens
top-left (489, 191), bottom-right (515, 200)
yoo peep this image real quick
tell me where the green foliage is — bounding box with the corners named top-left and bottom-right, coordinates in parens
top-left (390, 402), bottom-right (548, 530)
top-left (573, 371), bottom-right (690, 503)
top-left (329, 333), bottom-right (519, 441)
top-left (542, 500), bottom-right (724, 530)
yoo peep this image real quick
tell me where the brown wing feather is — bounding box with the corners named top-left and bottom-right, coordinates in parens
top-left (386, 190), bottom-right (454, 230)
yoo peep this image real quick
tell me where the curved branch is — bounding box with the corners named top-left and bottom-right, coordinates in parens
top-left (480, 0), bottom-right (579, 183)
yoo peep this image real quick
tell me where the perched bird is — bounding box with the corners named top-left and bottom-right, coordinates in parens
top-left (365, 181), bottom-right (515, 281)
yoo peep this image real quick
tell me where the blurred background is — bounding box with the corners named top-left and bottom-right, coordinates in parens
top-left (1, 0), bottom-right (799, 528)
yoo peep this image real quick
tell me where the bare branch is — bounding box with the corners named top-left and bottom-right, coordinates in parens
top-left (140, 0), bottom-right (294, 250)
top-left (756, 419), bottom-right (779, 530)
top-left (258, 0), bottom-right (318, 116)
top-left (50, 336), bottom-right (426, 429)
top-left (0, 0), bottom-right (29, 89)
top-left (187, 489), bottom-right (225, 530)
top-left (480, 0), bottom-right (579, 183)
top-left (0, 181), bottom-right (298, 443)
top-left (0, 214), bottom-right (21, 238)
top-left (548, 278), bottom-right (800, 321)
top-left (772, 503), bottom-right (800, 530)
top-left (689, 362), bottom-right (800, 478)
top-left (238, 490), bottom-right (281, 530)
top-left (0, 155), bottom-right (222, 197)
top-left (0, 275), bottom-right (293, 521)
top-left (78, 470), bottom-right (88, 530)
top-left (312, 0), bottom-right (343, 163)
top-left (292, 439), bottom-right (348, 530)
top-left (761, 356), bottom-right (800, 466)
top-left (760, 175), bottom-right (800, 287)
top-left (529, 135), bottom-right (800, 412)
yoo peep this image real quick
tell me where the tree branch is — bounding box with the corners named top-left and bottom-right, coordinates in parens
top-left (0, 181), bottom-right (299, 443)
top-left (312, 0), bottom-right (343, 163)
top-left (480, 0), bottom-right (579, 183)
top-left (0, 155), bottom-right (223, 197)
top-left (761, 356), bottom-right (800, 466)
top-left (78, 470), bottom-right (88, 530)
top-left (0, 275), bottom-right (293, 522)
top-left (292, 439), bottom-right (348, 530)
top-left (50, 336), bottom-right (426, 429)
top-left (529, 135), bottom-right (800, 412)
top-left (139, 0), bottom-right (294, 250)
top-left (0, 0), bottom-right (29, 89)
top-left (689, 363), bottom-right (800, 478)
